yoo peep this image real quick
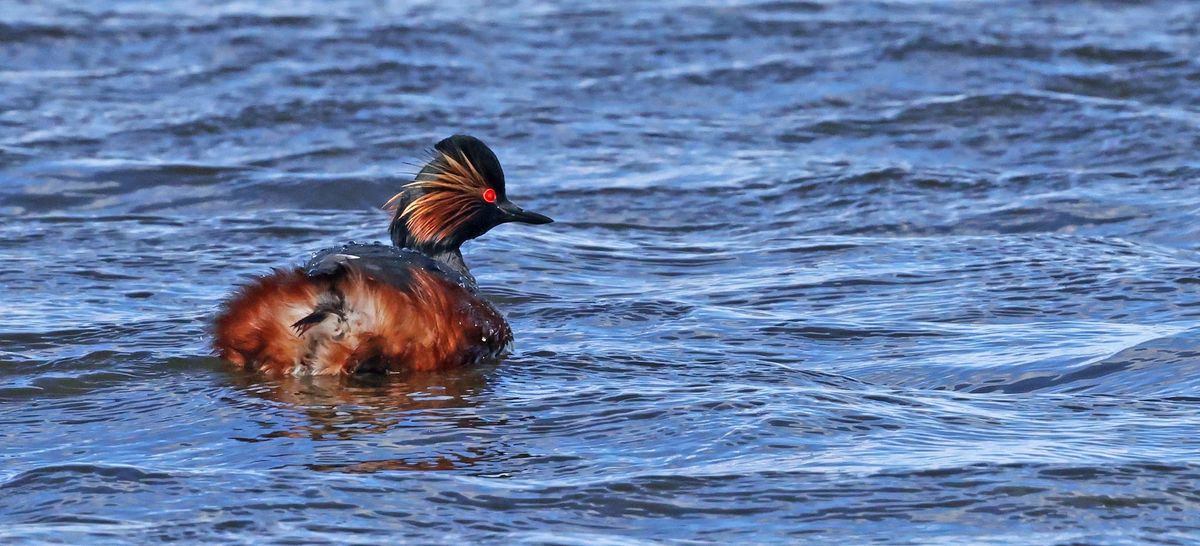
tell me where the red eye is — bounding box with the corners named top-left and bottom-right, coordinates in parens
top-left (482, 188), bottom-right (497, 203)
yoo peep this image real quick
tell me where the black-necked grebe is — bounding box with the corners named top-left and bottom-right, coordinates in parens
top-left (213, 135), bottom-right (552, 375)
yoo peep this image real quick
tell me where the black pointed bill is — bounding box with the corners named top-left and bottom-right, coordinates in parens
top-left (498, 201), bottom-right (553, 225)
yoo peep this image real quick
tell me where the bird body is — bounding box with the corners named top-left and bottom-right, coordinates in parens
top-left (213, 136), bottom-right (551, 375)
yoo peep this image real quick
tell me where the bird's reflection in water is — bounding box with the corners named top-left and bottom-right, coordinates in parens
top-left (225, 365), bottom-right (516, 473)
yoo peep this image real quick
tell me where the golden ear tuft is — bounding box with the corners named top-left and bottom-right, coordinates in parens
top-left (382, 149), bottom-right (487, 211)
top-left (382, 190), bottom-right (405, 213)
top-left (383, 149), bottom-right (490, 244)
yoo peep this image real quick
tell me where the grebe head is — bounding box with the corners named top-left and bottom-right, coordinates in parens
top-left (385, 135), bottom-right (553, 252)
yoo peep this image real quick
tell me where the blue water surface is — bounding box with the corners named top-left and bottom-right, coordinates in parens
top-left (2, 1), bottom-right (1200, 544)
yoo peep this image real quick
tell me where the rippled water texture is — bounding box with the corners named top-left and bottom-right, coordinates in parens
top-left (3, 1), bottom-right (1200, 543)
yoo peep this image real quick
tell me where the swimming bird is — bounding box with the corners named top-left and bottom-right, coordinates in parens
top-left (213, 135), bottom-right (552, 375)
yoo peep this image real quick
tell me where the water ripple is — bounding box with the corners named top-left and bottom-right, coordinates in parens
top-left (2, 0), bottom-right (1200, 543)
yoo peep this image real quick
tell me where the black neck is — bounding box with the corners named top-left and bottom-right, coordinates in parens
top-left (427, 247), bottom-right (477, 293)
top-left (390, 216), bottom-right (477, 292)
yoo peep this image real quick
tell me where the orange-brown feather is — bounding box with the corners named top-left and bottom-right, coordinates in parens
top-left (383, 149), bottom-right (490, 246)
top-left (213, 266), bottom-right (510, 376)
top-left (213, 269), bottom-right (324, 375)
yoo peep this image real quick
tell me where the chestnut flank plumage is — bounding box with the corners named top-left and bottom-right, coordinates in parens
top-left (213, 135), bottom-right (552, 375)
